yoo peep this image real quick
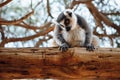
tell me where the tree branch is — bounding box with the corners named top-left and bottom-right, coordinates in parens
top-left (94, 32), bottom-right (120, 38)
top-left (0, 10), bottom-right (34, 25)
top-left (0, 26), bottom-right (5, 40)
top-left (69, 0), bottom-right (93, 10)
top-left (14, 22), bottom-right (51, 31)
top-left (101, 12), bottom-right (120, 16)
top-left (0, 24), bottom-right (54, 47)
top-left (46, 0), bottom-right (53, 18)
top-left (35, 35), bottom-right (52, 47)
top-left (0, 0), bottom-right (12, 8)
top-left (86, 2), bottom-right (120, 34)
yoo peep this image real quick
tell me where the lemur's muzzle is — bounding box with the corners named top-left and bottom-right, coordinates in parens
top-left (66, 26), bottom-right (71, 31)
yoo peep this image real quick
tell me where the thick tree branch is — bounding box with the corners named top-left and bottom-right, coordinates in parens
top-left (0, 48), bottom-right (120, 79)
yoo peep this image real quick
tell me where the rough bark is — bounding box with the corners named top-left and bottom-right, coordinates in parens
top-left (0, 48), bottom-right (120, 79)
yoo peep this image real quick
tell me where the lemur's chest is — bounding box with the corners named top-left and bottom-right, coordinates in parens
top-left (62, 27), bottom-right (85, 47)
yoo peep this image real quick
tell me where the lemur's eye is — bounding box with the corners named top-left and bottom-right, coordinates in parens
top-left (64, 18), bottom-right (70, 26)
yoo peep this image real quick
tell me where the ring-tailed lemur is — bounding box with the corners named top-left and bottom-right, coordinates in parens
top-left (52, 9), bottom-right (99, 52)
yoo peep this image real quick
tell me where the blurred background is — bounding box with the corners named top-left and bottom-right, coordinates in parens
top-left (0, 0), bottom-right (120, 48)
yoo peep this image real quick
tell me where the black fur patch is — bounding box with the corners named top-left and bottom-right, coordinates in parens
top-left (76, 14), bottom-right (83, 28)
top-left (57, 12), bottom-right (66, 22)
top-left (66, 26), bottom-right (71, 31)
top-left (66, 11), bottom-right (72, 17)
top-left (57, 34), bottom-right (66, 43)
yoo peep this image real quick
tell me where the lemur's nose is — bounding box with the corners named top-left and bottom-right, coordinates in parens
top-left (66, 11), bottom-right (72, 17)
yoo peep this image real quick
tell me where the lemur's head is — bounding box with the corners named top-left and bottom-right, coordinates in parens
top-left (57, 9), bottom-right (77, 32)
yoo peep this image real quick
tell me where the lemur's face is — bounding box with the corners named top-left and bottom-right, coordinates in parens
top-left (59, 9), bottom-right (77, 32)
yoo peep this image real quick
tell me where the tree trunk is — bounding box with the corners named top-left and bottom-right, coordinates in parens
top-left (0, 47), bottom-right (120, 79)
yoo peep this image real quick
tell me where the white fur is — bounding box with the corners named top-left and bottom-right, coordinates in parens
top-left (71, 13), bottom-right (77, 30)
top-left (62, 24), bottom-right (85, 47)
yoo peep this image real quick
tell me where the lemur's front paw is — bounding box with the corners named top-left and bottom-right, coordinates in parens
top-left (85, 44), bottom-right (95, 51)
top-left (59, 43), bottom-right (70, 52)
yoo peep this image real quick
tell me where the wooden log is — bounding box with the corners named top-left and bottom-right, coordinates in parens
top-left (0, 47), bottom-right (120, 79)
